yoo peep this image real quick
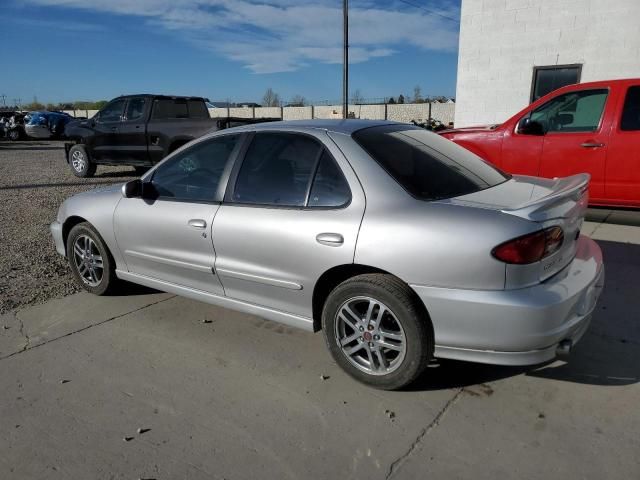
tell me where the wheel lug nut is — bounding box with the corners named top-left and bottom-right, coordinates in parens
top-left (359, 326), bottom-right (364, 332)
top-left (368, 342), bottom-right (374, 347)
top-left (374, 335), bottom-right (379, 340)
top-left (367, 325), bottom-right (374, 331)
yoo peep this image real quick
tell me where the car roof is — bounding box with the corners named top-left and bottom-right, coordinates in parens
top-left (112, 94), bottom-right (207, 101)
top-left (225, 119), bottom-right (406, 135)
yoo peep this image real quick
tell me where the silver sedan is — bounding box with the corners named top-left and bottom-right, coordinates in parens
top-left (51, 120), bottom-right (604, 389)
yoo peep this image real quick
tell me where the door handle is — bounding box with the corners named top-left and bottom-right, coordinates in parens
top-left (188, 219), bottom-right (207, 229)
top-left (580, 142), bottom-right (605, 148)
top-left (316, 233), bottom-right (344, 247)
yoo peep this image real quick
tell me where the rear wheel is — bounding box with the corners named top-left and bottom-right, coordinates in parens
top-left (66, 222), bottom-right (119, 295)
top-left (69, 145), bottom-right (96, 178)
top-left (321, 274), bottom-right (433, 390)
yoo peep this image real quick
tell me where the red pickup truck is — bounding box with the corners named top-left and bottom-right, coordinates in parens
top-left (440, 79), bottom-right (640, 208)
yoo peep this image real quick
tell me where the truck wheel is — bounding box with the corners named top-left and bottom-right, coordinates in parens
top-left (8, 129), bottom-right (20, 141)
top-left (321, 274), bottom-right (434, 390)
top-left (69, 145), bottom-right (96, 178)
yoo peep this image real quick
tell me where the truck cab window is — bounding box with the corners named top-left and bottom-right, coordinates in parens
top-left (125, 98), bottom-right (146, 121)
top-left (152, 99), bottom-right (189, 119)
top-left (98, 99), bottom-right (126, 123)
top-left (621, 86), bottom-right (640, 131)
top-left (528, 89), bottom-right (608, 133)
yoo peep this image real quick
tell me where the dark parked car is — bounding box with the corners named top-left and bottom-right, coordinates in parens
top-left (64, 94), bottom-right (277, 177)
top-left (24, 111), bottom-right (74, 140)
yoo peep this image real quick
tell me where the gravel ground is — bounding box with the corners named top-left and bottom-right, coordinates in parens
top-left (0, 140), bottom-right (137, 314)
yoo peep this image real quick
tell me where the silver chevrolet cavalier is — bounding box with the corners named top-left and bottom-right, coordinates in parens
top-left (51, 120), bottom-right (604, 390)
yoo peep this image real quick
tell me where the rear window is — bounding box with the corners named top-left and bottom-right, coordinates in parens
top-left (353, 125), bottom-right (509, 200)
top-left (151, 98), bottom-right (208, 119)
top-left (621, 86), bottom-right (640, 131)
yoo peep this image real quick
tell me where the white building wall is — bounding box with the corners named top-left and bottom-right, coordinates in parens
top-left (456, 0), bottom-right (640, 127)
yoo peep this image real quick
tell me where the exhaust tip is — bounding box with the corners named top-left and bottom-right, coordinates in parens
top-left (556, 339), bottom-right (573, 359)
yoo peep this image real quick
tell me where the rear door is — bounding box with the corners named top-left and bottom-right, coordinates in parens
top-left (117, 96), bottom-right (149, 164)
top-left (605, 84), bottom-right (640, 205)
top-left (212, 130), bottom-right (365, 318)
top-left (537, 88), bottom-right (614, 200)
top-left (90, 98), bottom-right (126, 162)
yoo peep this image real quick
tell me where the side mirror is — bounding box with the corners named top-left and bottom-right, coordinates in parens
top-left (122, 179), bottom-right (143, 198)
top-left (518, 118), bottom-right (545, 136)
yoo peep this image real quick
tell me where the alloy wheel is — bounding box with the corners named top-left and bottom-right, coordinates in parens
top-left (334, 296), bottom-right (406, 376)
top-left (72, 235), bottom-right (104, 287)
top-left (71, 150), bottom-right (86, 172)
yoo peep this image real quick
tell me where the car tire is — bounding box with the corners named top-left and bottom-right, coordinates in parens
top-left (68, 145), bottom-right (96, 178)
top-left (321, 274), bottom-right (434, 390)
top-left (66, 222), bottom-right (119, 295)
top-left (8, 129), bottom-right (20, 141)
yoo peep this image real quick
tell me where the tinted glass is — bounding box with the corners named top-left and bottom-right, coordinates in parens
top-left (99, 99), bottom-right (126, 122)
top-left (152, 99), bottom-right (189, 119)
top-left (188, 100), bottom-right (209, 118)
top-left (529, 89), bottom-right (608, 133)
top-left (353, 126), bottom-right (509, 200)
top-left (233, 133), bottom-right (321, 206)
top-left (308, 152), bottom-right (351, 207)
top-left (125, 98), bottom-right (146, 121)
top-left (532, 66), bottom-right (580, 102)
top-left (151, 135), bottom-right (240, 202)
top-left (621, 86), bottom-right (640, 131)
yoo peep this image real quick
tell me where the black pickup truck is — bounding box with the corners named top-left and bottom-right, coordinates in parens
top-left (64, 94), bottom-right (275, 177)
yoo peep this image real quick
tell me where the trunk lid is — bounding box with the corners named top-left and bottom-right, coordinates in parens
top-left (444, 174), bottom-right (590, 284)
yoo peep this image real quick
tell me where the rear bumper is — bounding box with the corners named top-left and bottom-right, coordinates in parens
top-left (50, 220), bottom-right (66, 257)
top-left (412, 235), bottom-right (604, 366)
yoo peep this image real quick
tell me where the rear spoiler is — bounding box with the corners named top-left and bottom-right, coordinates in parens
top-left (501, 173), bottom-right (590, 221)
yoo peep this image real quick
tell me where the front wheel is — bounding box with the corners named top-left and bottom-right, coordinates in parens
top-left (68, 145), bottom-right (96, 178)
top-left (66, 222), bottom-right (119, 295)
top-left (322, 274), bottom-right (434, 390)
top-left (8, 128), bottom-right (20, 141)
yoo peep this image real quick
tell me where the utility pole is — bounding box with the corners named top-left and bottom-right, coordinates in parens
top-left (0, 94), bottom-right (6, 107)
top-left (342, 0), bottom-right (348, 119)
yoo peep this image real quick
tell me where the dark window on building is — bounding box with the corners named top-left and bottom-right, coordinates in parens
top-left (232, 133), bottom-right (322, 207)
top-left (621, 86), bottom-right (640, 131)
top-left (308, 152), bottom-right (351, 207)
top-left (353, 125), bottom-right (509, 201)
top-left (151, 135), bottom-right (240, 202)
top-left (531, 65), bottom-right (581, 103)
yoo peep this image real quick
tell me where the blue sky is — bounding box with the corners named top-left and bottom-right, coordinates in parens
top-left (1, 0), bottom-right (461, 105)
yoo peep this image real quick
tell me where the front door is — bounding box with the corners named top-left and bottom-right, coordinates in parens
top-left (536, 88), bottom-right (613, 200)
top-left (118, 97), bottom-right (149, 164)
top-left (605, 84), bottom-right (640, 205)
top-left (212, 131), bottom-right (365, 318)
top-left (90, 98), bottom-right (126, 162)
top-left (114, 133), bottom-right (243, 294)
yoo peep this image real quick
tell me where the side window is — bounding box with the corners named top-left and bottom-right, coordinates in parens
top-left (187, 100), bottom-right (209, 118)
top-left (528, 89), bottom-right (608, 133)
top-left (125, 98), bottom-right (146, 121)
top-left (308, 152), bottom-right (351, 207)
top-left (152, 99), bottom-right (189, 119)
top-left (150, 135), bottom-right (240, 202)
top-left (232, 133), bottom-right (322, 206)
top-left (621, 86), bottom-right (640, 131)
top-left (98, 99), bottom-right (126, 123)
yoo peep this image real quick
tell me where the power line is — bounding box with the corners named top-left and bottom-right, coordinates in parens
top-left (396, 0), bottom-right (459, 23)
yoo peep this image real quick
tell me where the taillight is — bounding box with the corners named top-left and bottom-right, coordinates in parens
top-left (492, 226), bottom-right (564, 264)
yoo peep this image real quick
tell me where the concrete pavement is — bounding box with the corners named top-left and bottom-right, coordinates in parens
top-left (0, 212), bottom-right (639, 479)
